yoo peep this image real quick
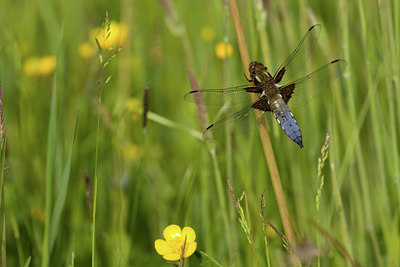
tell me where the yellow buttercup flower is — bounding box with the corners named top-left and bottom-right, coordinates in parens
top-left (215, 42), bottom-right (233, 59)
top-left (155, 224), bottom-right (197, 261)
top-left (23, 55), bottom-right (57, 77)
top-left (78, 42), bottom-right (94, 59)
top-left (201, 26), bottom-right (215, 42)
top-left (90, 21), bottom-right (128, 50)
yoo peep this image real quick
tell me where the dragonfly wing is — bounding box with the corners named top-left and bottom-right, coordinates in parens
top-left (184, 85), bottom-right (262, 106)
top-left (203, 104), bottom-right (273, 140)
top-left (284, 59), bottom-right (348, 109)
top-left (273, 24), bottom-right (322, 84)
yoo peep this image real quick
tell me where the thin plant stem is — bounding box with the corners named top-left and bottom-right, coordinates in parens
top-left (92, 90), bottom-right (101, 267)
top-left (207, 143), bottom-right (232, 253)
top-left (253, 0), bottom-right (270, 65)
top-left (0, 143), bottom-right (5, 267)
top-left (227, 0), bottom-right (296, 248)
top-left (244, 193), bottom-right (260, 267)
top-left (147, 111), bottom-right (202, 140)
top-left (41, 49), bottom-right (60, 267)
top-left (378, 0), bottom-right (400, 207)
top-left (315, 134), bottom-right (330, 267)
top-left (260, 190), bottom-right (271, 267)
top-left (338, 0), bottom-right (383, 263)
top-left (228, 180), bottom-right (259, 266)
top-left (329, 163), bottom-right (351, 262)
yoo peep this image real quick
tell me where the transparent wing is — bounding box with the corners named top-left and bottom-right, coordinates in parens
top-left (273, 24), bottom-right (322, 84)
top-left (203, 104), bottom-right (273, 140)
top-left (285, 59), bottom-right (348, 109)
top-left (184, 85), bottom-right (260, 106)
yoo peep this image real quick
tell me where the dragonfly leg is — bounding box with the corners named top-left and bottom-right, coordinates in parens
top-left (244, 73), bottom-right (252, 82)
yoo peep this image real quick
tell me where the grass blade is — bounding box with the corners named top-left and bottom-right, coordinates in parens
top-left (49, 112), bottom-right (79, 252)
top-left (41, 24), bottom-right (64, 267)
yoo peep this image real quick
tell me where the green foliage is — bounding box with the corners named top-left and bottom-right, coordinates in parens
top-left (0, 0), bottom-right (399, 266)
top-left (190, 250), bottom-right (222, 267)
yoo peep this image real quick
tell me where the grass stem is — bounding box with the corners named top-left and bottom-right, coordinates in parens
top-left (228, 0), bottom-right (296, 249)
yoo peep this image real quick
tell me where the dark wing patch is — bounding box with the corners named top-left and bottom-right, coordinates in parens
top-left (280, 83), bottom-right (295, 103)
top-left (251, 97), bottom-right (271, 111)
top-left (245, 87), bottom-right (264, 93)
top-left (274, 67), bottom-right (286, 83)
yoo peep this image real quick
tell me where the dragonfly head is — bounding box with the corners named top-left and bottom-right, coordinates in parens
top-left (249, 61), bottom-right (271, 83)
top-left (249, 61), bottom-right (266, 74)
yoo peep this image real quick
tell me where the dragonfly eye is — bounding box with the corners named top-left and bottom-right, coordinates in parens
top-left (249, 62), bottom-right (256, 73)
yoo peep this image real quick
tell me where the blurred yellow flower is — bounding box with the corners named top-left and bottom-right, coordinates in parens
top-left (126, 98), bottom-right (142, 113)
top-left (215, 42), bottom-right (233, 59)
top-left (90, 21), bottom-right (128, 50)
top-left (125, 97), bottom-right (142, 121)
top-left (155, 224), bottom-right (197, 261)
top-left (201, 26), bottom-right (215, 42)
top-left (78, 42), bottom-right (94, 59)
top-left (122, 142), bottom-right (143, 161)
top-left (23, 55), bottom-right (57, 77)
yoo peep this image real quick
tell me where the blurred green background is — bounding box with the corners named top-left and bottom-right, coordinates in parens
top-left (0, 0), bottom-right (399, 266)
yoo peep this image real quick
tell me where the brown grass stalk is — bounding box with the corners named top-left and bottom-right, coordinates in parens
top-left (227, 0), bottom-right (296, 249)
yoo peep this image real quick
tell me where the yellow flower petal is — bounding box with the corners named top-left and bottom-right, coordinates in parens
top-left (182, 227), bottom-right (196, 243)
top-left (40, 56), bottom-right (57, 75)
top-left (79, 42), bottom-right (94, 58)
top-left (163, 253), bottom-right (181, 261)
top-left (163, 224), bottom-right (182, 240)
top-left (215, 42), bottom-right (233, 59)
top-left (183, 241), bottom-right (197, 258)
top-left (117, 23), bottom-right (128, 45)
top-left (23, 57), bottom-right (41, 76)
top-left (23, 55), bottom-right (56, 77)
top-left (155, 224), bottom-right (197, 261)
top-left (90, 21), bottom-right (128, 50)
top-left (154, 239), bottom-right (170, 255)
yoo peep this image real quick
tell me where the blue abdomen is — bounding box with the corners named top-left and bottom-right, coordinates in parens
top-left (273, 108), bottom-right (303, 148)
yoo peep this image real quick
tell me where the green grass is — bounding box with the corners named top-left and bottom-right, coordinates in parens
top-left (0, 0), bottom-right (399, 266)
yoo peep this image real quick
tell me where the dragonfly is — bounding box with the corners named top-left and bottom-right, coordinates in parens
top-left (185, 24), bottom-right (347, 148)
